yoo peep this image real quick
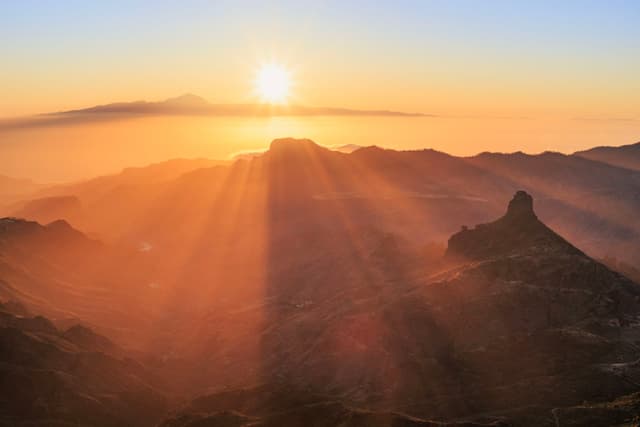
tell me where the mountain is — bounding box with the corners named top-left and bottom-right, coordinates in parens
top-left (0, 217), bottom-right (158, 346)
top-left (3, 136), bottom-right (640, 424)
top-left (58, 94), bottom-right (428, 117)
top-left (574, 141), bottom-right (640, 171)
top-left (446, 190), bottom-right (580, 260)
top-left (232, 143), bottom-right (364, 160)
top-left (10, 195), bottom-right (83, 226)
top-left (0, 95), bottom-right (429, 132)
top-left (462, 150), bottom-right (640, 266)
top-left (155, 191), bottom-right (640, 426)
top-left (0, 304), bottom-right (166, 426)
top-left (12, 138), bottom-right (640, 268)
top-left (4, 158), bottom-right (227, 235)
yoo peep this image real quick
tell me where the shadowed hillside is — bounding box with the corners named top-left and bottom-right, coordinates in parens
top-left (0, 302), bottom-right (167, 426)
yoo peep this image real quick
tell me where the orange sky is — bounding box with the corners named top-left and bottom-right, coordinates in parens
top-left (0, 2), bottom-right (638, 181)
top-left (2, 2), bottom-right (639, 120)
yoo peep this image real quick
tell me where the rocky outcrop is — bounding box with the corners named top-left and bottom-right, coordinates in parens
top-left (446, 191), bottom-right (580, 261)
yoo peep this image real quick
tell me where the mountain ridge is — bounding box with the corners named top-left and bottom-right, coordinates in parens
top-left (574, 140), bottom-right (640, 171)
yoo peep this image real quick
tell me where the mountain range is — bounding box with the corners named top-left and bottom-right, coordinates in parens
top-left (2, 189), bottom-right (640, 425)
top-left (2, 138), bottom-right (640, 425)
top-left (5, 138), bottom-right (640, 267)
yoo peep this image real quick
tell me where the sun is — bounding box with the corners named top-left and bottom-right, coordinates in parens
top-left (255, 63), bottom-right (291, 104)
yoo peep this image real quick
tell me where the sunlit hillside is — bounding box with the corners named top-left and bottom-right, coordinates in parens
top-left (1, 2), bottom-right (639, 426)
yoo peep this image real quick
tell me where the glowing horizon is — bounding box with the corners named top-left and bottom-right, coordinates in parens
top-left (0, 1), bottom-right (639, 181)
top-left (1, 2), bottom-right (638, 120)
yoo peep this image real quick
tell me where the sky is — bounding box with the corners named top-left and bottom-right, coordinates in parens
top-left (1, 0), bottom-right (639, 119)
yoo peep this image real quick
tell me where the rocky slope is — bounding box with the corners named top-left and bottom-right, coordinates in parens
top-left (157, 191), bottom-right (640, 426)
top-left (0, 303), bottom-right (166, 426)
top-left (3, 139), bottom-right (640, 425)
top-left (0, 217), bottom-right (158, 347)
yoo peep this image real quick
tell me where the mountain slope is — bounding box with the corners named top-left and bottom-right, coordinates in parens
top-left (446, 190), bottom-right (580, 260)
top-left (157, 191), bottom-right (640, 426)
top-left (6, 158), bottom-right (228, 237)
top-left (3, 155), bottom-right (640, 424)
top-left (0, 304), bottom-right (166, 426)
top-left (11, 138), bottom-right (640, 268)
top-left (0, 217), bottom-right (157, 346)
top-left (574, 141), bottom-right (640, 171)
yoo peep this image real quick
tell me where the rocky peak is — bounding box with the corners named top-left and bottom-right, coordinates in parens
top-left (505, 190), bottom-right (536, 220)
top-left (446, 191), bottom-right (579, 261)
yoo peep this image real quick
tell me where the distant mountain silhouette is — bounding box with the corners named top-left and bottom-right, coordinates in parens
top-left (4, 158), bottom-right (227, 233)
top-left (59, 94), bottom-right (429, 117)
top-left (574, 141), bottom-right (640, 171)
top-left (11, 195), bottom-right (83, 226)
top-left (0, 95), bottom-right (430, 131)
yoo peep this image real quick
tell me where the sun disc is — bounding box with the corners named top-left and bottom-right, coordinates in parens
top-left (255, 63), bottom-right (291, 104)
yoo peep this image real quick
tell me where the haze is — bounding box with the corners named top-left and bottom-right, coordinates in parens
top-left (1, 1), bottom-right (639, 181)
top-left (4, 2), bottom-right (640, 426)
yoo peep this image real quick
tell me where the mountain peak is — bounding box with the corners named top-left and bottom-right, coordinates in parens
top-left (269, 137), bottom-right (318, 150)
top-left (447, 191), bottom-right (579, 261)
top-left (267, 138), bottom-right (330, 158)
top-left (162, 93), bottom-right (209, 106)
top-left (505, 190), bottom-right (536, 220)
